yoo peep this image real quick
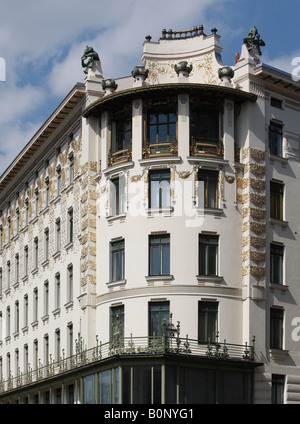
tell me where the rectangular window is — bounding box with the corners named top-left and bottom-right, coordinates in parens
top-left (110, 305), bottom-right (124, 341)
top-left (55, 329), bottom-right (61, 361)
top-left (55, 274), bottom-right (60, 309)
top-left (55, 219), bottom-right (61, 252)
top-left (35, 188), bottom-right (39, 217)
top-left (24, 295), bottom-right (28, 327)
top-left (25, 199), bottom-right (29, 226)
top-left (68, 209), bottom-right (73, 243)
top-left (110, 175), bottom-right (125, 216)
top-left (24, 246), bottom-right (29, 277)
top-left (199, 235), bottom-right (219, 276)
top-left (15, 253), bottom-right (19, 284)
top-left (6, 307), bottom-right (10, 337)
top-left (57, 167), bottom-right (61, 196)
top-left (33, 288), bottom-right (38, 322)
top-left (149, 234), bottom-right (170, 276)
top-left (270, 244), bottom-right (284, 285)
top-left (67, 265), bottom-right (73, 302)
top-left (44, 335), bottom-right (49, 366)
top-left (270, 308), bottom-right (284, 349)
top-left (111, 240), bottom-right (125, 282)
top-left (148, 111), bottom-right (176, 144)
top-left (269, 122), bottom-right (283, 157)
top-left (69, 154), bottom-right (74, 184)
top-left (271, 97), bottom-right (283, 109)
top-left (15, 301), bottom-right (19, 333)
top-left (24, 345), bottom-right (29, 373)
top-left (44, 281), bottom-right (49, 316)
top-left (44, 228), bottom-right (49, 261)
top-left (270, 181), bottom-right (284, 220)
top-left (0, 268), bottom-right (2, 295)
top-left (198, 170), bottom-right (219, 208)
top-left (45, 179), bottom-right (50, 207)
top-left (34, 237), bottom-right (38, 269)
top-left (149, 301), bottom-right (170, 337)
top-left (7, 261), bottom-right (10, 290)
top-left (198, 301), bottom-right (218, 343)
top-left (68, 324), bottom-right (73, 357)
top-left (272, 374), bottom-right (285, 404)
top-left (149, 169), bottom-right (170, 209)
top-left (114, 118), bottom-right (132, 152)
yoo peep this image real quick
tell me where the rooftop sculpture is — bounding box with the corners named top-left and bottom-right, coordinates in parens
top-left (243, 26), bottom-right (265, 55)
top-left (81, 46), bottom-right (100, 74)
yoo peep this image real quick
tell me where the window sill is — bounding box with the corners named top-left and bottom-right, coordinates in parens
top-left (145, 275), bottom-right (174, 282)
top-left (269, 283), bottom-right (289, 291)
top-left (269, 218), bottom-right (289, 227)
top-left (65, 241), bottom-right (74, 251)
top-left (268, 154), bottom-right (288, 165)
top-left (139, 156), bottom-right (182, 167)
top-left (196, 207), bottom-right (223, 216)
top-left (52, 308), bottom-right (61, 317)
top-left (52, 251), bottom-right (61, 260)
top-left (106, 213), bottom-right (127, 223)
top-left (103, 161), bottom-right (134, 176)
top-left (146, 207), bottom-right (173, 217)
top-left (269, 348), bottom-right (289, 360)
top-left (106, 279), bottom-right (127, 289)
top-left (41, 314), bottom-right (49, 323)
top-left (41, 259), bottom-right (49, 268)
top-left (31, 320), bottom-right (38, 329)
top-left (197, 275), bottom-right (224, 284)
top-left (187, 156), bottom-right (229, 167)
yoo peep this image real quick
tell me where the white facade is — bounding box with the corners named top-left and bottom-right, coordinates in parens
top-left (0, 25), bottom-right (300, 404)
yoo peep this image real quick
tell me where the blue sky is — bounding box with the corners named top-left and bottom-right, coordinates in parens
top-left (0, 0), bottom-right (299, 175)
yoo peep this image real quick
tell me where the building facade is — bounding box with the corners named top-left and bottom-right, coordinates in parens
top-left (0, 25), bottom-right (300, 404)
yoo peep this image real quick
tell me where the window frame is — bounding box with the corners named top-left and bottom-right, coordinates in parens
top-left (270, 181), bottom-right (284, 221)
top-left (269, 121), bottom-right (283, 157)
top-left (110, 239), bottom-right (125, 282)
top-left (149, 234), bottom-right (170, 276)
top-left (270, 307), bottom-right (284, 349)
top-left (199, 234), bottom-right (219, 277)
top-left (198, 301), bottom-right (219, 344)
top-left (149, 169), bottom-right (171, 209)
top-left (198, 169), bottom-right (219, 209)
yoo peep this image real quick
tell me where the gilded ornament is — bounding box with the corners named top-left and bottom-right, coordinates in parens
top-left (225, 175), bottom-right (235, 184)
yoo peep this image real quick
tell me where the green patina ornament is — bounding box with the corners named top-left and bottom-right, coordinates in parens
top-left (101, 78), bottom-right (118, 91)
top-left (132, 66), bottom-right (149, 79)
top-left (174, 61), bottom-right (193, 75)
top-left (81, 46), bottom-right (100, 74)
top-left (218, 66), bottom-right (235, 80)
top-left (243, 26), bottom-right (265, 55)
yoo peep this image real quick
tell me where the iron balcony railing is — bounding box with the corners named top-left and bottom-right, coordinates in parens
top-left (0, 333), bottom-right (255, 395)
top-left (108, 145), bottom-right (132, 166)
top-left (143, 138), bottom-right (178, 158)
top-left (190, 137), bottom-right (224, 158)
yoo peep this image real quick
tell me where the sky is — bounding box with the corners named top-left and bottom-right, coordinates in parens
top-left (0, 0), bottom-right (299, 175)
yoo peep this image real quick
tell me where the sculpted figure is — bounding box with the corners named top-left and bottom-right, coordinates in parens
top-left (81, 46), bottom-right (100, 74)
top-left (243, 26), bottom-right (265, 55)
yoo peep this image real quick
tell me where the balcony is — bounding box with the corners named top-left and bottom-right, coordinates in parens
top-left (108, 145), bottom-right (132, 167)
top-left (0, 332), bottom-right (256, 396)
top-left (143, 138), bottom-right (178, 158)
top-left (190, 137), bottom-right (224, 159)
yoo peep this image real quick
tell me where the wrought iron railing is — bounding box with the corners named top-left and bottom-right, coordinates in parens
top-left (190, 138), bottom-right (224, 158)
top-left (143, 138), bottom-right (178, 158)
top-left (0, 332), bottom-right (255, 395)
top-left (108, 145), bottom-right (132, 166)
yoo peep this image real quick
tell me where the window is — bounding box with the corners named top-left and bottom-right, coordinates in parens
top-left (0, 268), bottom-right (2, 295)
top-left (7, 261), bottom-right (10, 290)
top-left (24, 246), bottom-right (29, 277)
top-left (44, 228), bottom-right (49, 261)
top-left (270, 244), bottom-right (284, 285)
top-left (113, 117), bottom-right (132, 153)
top-left (199, 235), bottom-right (219, 276)
top-left (55, 273), bottom-right (60, 309)
top-left (35, 188), bottom-right (39, 217)
top-left (44, 335), bottom-right (49, 366)
top-left (55, 329), bottom-right (61, 361)
top-left (56, 167), bottom-right (61, 196)
top-left (110, 305), bottom-right (124, 340)
top-left (110, 175), bottom-right (125, 216)
top-left (67, 208), bottom-right (73, 243)
top-left (16, 209), bottom-right (20, 235)
top-left (0, 226), bottom-right (2, 250)
top-left (6, 307), bottom-right (10, 337)
top-left (15, 253), bottom-right (19, 284)
top-left (271, 97), bottom-right (283, 109)
top-left (68, 324), bottom-right (73, 357)
top-left (55, 219), bottom-right (61, 252)
top-left (148, 111), bottom-right (176, 144)
top-left (33, 237), bottom-right (38, 269)
top-left (198, 301), bottom-right (218, 343)
top-left (69, 154), bottom-right (74, 184)
top-left (24, 295), bottom-right (28, 327)
top-left (270, 181), bottom-right (284, 220)
top-left (24, 345), bottom-right (29, 373)
top-left (149, 234), bottom-right (170, 276)
top-left (45, 178), bottom-right (50, 207)
top-left (269, 122), bottom-right (283, 157)
top-left (272, 374), bottom-right (285, 404)
top-left (149, 169), bottom-right (170, 209)
top-left (34, 340), bottom-right (38, 370)
top-left (25, 199), bottom-right (29, 226)
top-left (149, 301), bottom-right (170, 337)
top-left (190, 104), bottom-right (219, 143)
top-left (111, 240), bottom-right (124, 282)
top-left (7, 217), bottom-right (11, 243)
top-left (44, 281), bottom-right (49, 316)
top-left (33, 288), bottom-right (38, 322)
top-left (67, 265), bottom-right (73, 302)
top-left (270, 308), bottom-right (284, 349)
top-left (198, 170), bottom-right (219, 208)
top-left (15, 301), bottom-right (19, 333)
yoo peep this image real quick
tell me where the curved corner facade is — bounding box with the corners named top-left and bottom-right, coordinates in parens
top-left (0, 25), bottom-right (300, 404)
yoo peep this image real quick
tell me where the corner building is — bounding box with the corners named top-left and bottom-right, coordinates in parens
top-left (0, 25), bottom-right (300, 404)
